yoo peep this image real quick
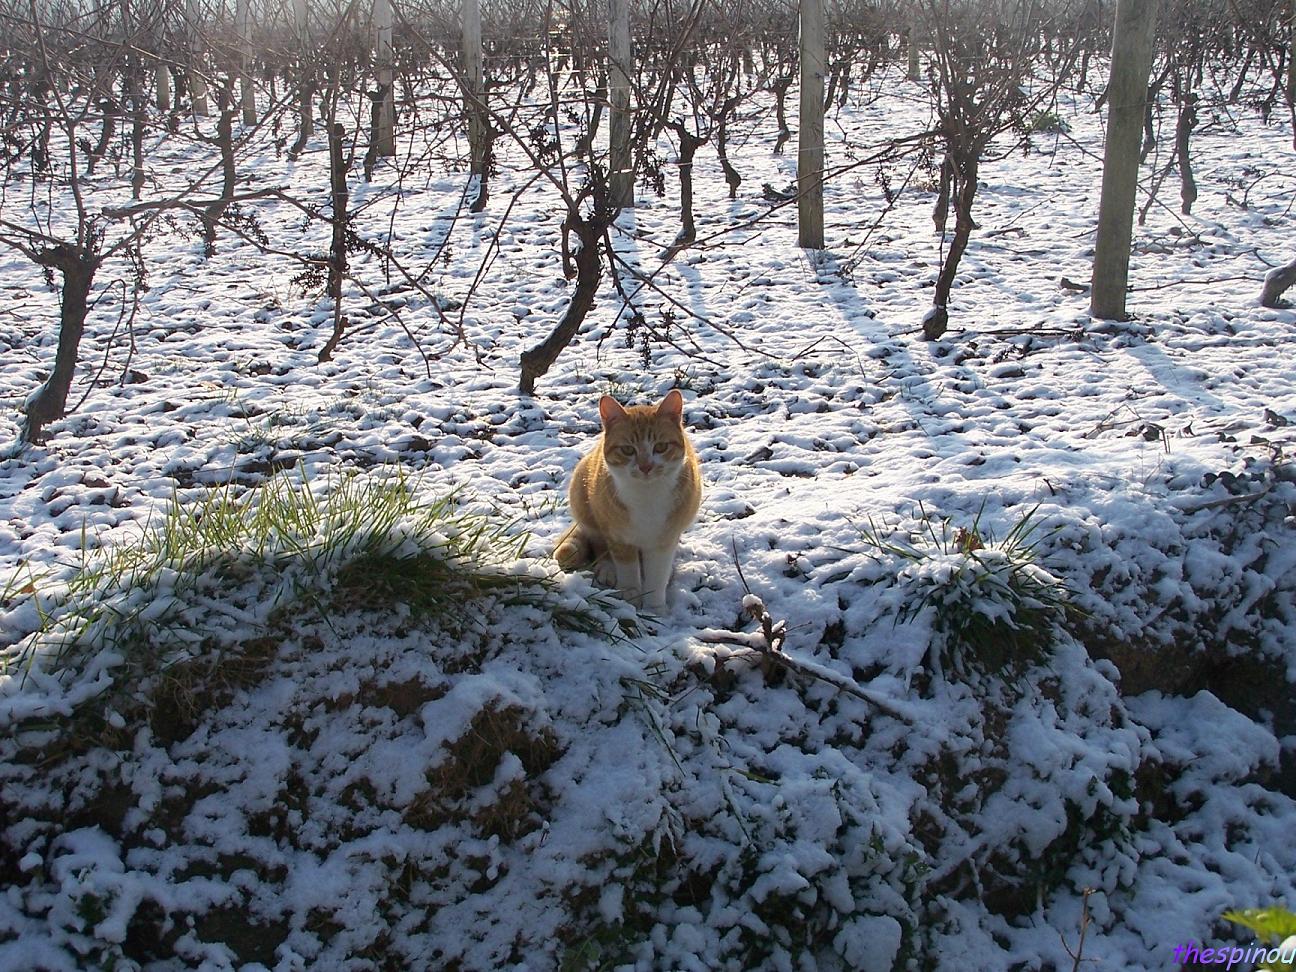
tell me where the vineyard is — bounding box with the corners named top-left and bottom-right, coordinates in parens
top-left (2, 0), bottom-right (1296, 969)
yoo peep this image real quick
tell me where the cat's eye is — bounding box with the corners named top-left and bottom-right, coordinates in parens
top-left (653, 443), bottom-right (671, 454)
top-left (617, 445), bottom-right (636, 457)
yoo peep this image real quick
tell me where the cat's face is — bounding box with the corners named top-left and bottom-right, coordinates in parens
top-left (599, 390), bottom-right (689, 482)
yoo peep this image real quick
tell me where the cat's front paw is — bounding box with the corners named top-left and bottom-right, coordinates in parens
top-left (642, 593), bottom-right (668, 614)
top-left (553, 540), bottom-right (581, 570)
top-left (594, 559), bottom-right (618, 587)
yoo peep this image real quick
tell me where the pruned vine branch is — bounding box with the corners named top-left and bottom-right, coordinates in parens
top-left (698, 593), bottom-right (915, 723)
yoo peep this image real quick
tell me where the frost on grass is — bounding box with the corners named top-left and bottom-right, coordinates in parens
top-left (0, 467), bottom-right (570, 728)
top-left (0, 470), bottom-right (676, 969)
top-left (3, 459), bottom-right (1296, 970)
top-left (0, 472), bottom-right (1144, 970)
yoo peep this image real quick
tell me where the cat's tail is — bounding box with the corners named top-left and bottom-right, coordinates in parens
top-left (553, 523), bottom-right (592, 569)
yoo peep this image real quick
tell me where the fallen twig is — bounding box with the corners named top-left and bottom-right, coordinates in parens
top-left (1061, 887), bottom-right (1096, 972)
top-left (698, 593), bottom-right (915, 723)
top-left (1169, 482), bottom-right (1272, 513)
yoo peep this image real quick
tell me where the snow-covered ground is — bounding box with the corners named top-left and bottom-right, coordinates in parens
top-left (1, 60), bottom-right (1295, 970)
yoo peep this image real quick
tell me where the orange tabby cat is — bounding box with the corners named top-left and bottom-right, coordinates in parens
top-left (554, 390), bottom-right (702, 612)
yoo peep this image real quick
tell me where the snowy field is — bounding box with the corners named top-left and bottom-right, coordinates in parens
top-left (1, 59), bottom-right (1295, 971)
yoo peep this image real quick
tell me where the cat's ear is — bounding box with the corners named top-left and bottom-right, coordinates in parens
top-left (599, 395), bottom-right (628, 427)
top-left (655, 389), bottom-right (684, 423)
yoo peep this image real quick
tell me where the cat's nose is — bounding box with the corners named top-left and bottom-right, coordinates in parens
top-left (637, 460), bottom-right (653, 474)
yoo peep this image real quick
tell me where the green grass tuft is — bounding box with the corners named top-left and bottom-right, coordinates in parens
top-left (1, 465), bottom-right (622, 727)
top-left (1027, 110), bottom-right (1070, 134)
top-left (860, 503), bottom-right (1080, 681)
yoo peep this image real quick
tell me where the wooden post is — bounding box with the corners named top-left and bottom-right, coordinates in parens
top-left (291, 0), bottom-right (313, 150)
top-left (294, 0), bottom-right (310, 51)
top-left (374, 0), bottom-right (395, 156)
top-left (463, 0), bottom-right (488, 179)
top-left (130, 61), bottom-right (147, 198)
top-left (797, 0), bottom-right (825, 249)
top-left (607, 0), bottom-right (633, 209)
top-left (1289, 0), bottom-right (1296, 103)
top-left (907, 19), bottom-right (921, 81)
top-left (154, 11), bottom-right (171, 113)
top-left (156, 62), bottom-right (171, 111)
top-left (1288, 0), bottom-right (1295, 147)
top-left (236, 0), bottom-right (256, 126)
top-left (1089, 0), bottom-right (1160, 319)
top-left (186, 0), bottom-right (208, 117)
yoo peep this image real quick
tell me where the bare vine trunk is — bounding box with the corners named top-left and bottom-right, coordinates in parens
top-left (925, 153), bottom-right (978, 340)
top-left (130, 64), bottom-right (146, 199)
top-left (575, 72), bottom-right (606, 158)
top-left (716, 106), bottom-right (743, 199)
top-left (320, 122), bottom-right (350, 363)
top-left (33, 79), bottom-right (51, 174)
top-left (933, 153), bottom-right (953, 234)
top-left (1260, 257), bottom-right (1296, 308)
top-left (23, 246), bottom-right (101, 443)
top-left (289, 75), bottom-right (315, 160)
top-left (667, 122), bottom-right (703, 246)
top-left (825, 59), bottom-right (846, 109)
top-left (1176, 91), bottom-right (1197, 214)
top-left (519, 216), bottom-right (603, 395)
top-left (201, 82), bottom-right (237, 255)
top-left (1140, 83), bottom-right (1156, 162)
top-left (87, 98), bottom-right (116, 176)
top-left (771, 75), bottom-right (793, 155)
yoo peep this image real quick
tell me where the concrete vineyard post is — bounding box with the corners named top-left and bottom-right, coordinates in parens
top-left (798, 0), bottom-right (826, 249)
top-left (463, 0), bottom-right (488, 180)
top-left (1090, 0), bottom-right (1160, 319)
top-left (374, 0), bottom-right (395, 157)
top-left (608, 0), bottom-right (633, 209)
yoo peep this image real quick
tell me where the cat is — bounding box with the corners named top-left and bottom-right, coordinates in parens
top-left (554, 389), bottom-right (702, 612)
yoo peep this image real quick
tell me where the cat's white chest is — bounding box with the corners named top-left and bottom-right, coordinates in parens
top-left (609, 466), bottom-right (680, 550)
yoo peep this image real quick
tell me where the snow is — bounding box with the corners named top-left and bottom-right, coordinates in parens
top-left (0, 51), bottom-right (1294, 972)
